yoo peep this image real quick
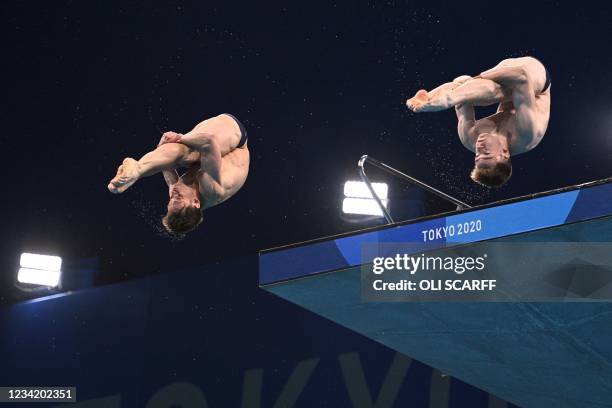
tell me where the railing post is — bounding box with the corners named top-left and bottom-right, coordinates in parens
top-left (358, 155), bottom-right (471, 224)
top-left (358, 155), bottom-right (394, 224)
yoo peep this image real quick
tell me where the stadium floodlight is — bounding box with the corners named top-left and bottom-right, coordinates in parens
top-left (20, 253), bottom-right (62, 271)
top-left (342, 180), bottom-right (389, 217)
top-left (17, 268), bottom-right (62, 287)
top-left (17, 253), bottom-right (62, 288)
top-left (343, 181), bottom-right (388, 200)
top-left (342, 197), bottom-right (389, 216)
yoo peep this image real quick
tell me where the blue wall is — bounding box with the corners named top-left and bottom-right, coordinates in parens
top-left (0, 256), bottom-right (512, 407)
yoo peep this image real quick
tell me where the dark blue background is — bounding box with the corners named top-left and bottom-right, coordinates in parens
top-left (1, 256), bottom-right (514, 407)
top-left (2, 1), bottom-right (611, 298)
top-left (1, 1), bottom-right (610, 405)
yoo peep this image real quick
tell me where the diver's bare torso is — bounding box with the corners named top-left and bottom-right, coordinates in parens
top-left (186, 114), bottom-right (250, 209)
top-left (470, 57), bottom-right (551, 155)
top-left (186, 145), bottom-right (249, 209)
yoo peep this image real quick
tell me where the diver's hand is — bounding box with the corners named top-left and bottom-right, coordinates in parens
top-left (158, 131), bottom-right (183, 146)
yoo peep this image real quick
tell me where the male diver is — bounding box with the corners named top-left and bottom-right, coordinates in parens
top-left (107, 113), bottom-right (250, 234)
top-left (406, 56), bottom-right (551, 187)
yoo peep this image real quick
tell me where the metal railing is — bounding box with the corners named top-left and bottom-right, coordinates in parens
top-left (358, 155), bottom-right (471, 224)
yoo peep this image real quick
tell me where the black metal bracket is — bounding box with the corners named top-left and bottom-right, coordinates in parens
top-left (358, 155), bottom-right (471, 224)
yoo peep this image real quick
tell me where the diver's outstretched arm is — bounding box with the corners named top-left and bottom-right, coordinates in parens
top-left (407, 76), bottom-right (506, 113)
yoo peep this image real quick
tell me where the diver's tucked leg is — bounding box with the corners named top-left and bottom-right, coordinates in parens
top-left (108, 143), bottom-right (193, 194)
top-left (408, 78), bottom-right (505, 112)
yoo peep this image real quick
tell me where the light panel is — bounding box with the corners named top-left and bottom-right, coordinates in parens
top-left (20, 253), bottom-right (62, 271)
top-left (342, 197), bottom-right (388, 216)
top-left (343, 181), bottom-right (388, 200)
top-left (17, 268), bottom-right (61, 287)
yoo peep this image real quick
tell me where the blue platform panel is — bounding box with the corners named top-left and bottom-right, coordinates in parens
top-left (260, 179), bottom-right (612, 408)
top-left (261, 178), bottom-right (612, 285)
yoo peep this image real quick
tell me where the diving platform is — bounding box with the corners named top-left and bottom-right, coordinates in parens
top-left (260, 177), bottom-right (612, 408)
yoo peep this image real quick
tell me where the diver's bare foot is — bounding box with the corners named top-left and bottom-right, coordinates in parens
top-left (108, 158), bottom-right (141, 194)
top-left (406, 89), bottom-right (429, 112)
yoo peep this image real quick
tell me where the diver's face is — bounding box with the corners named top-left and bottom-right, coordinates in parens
top-left (167, 182), bottom-right (200, 213)
top-left (474, 133), bottom-right (506, 168)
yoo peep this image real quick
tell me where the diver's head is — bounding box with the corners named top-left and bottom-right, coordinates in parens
top-left (471, 132), bottom-right (512, 188)
top-left (162, 181), bottom-right (203, 235)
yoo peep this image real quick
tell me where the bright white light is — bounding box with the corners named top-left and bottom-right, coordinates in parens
top-left (344, 181), bottom-right (388, 200)
top-left (18, 253), bottom-right (62, 288)
top-left (20, 253), bottom-right (62, 271)
top-left (342, 197), bottom-right (388, 216)
top-left (17, 268), bottom-right (61, 287)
